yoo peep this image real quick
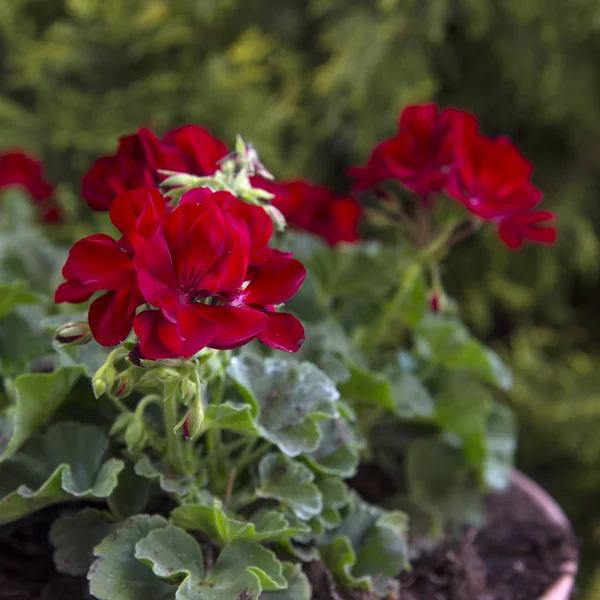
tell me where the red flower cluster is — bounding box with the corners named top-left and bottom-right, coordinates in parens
top-left (55, 187), bottom-right (306, 359)
top-left (0, 151), bottom-right (61, 222)
top-left (252, 178), bottom-right (362, 246)
top-left (348, 104), bottom-right (557, 250)
top-left (82, 125), bottom-right (228, 211)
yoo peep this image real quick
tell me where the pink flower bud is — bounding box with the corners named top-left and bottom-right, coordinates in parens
top-left (55, 321), bottom-right (92, 346)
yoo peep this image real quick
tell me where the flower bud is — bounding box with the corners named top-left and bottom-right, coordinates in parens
top-left (128, 344), bottom-right (144, 367)
top-left (429, 291), bottom-right (445, 313)
top-left (110, 373), bottom-right (134, 399)
top-left (182, 401), bottom-right (204, 441)
top-left (55, 321), bottom-right (92, 346)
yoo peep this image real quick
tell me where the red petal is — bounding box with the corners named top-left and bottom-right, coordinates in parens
top-left (134, 236), bottom-right (177, 296)
top-left (163, 125), bottom-right (228, 175)
top-left (64, 234), bottom-right (135, 290)
top-left (133, 310), bottom-right (175, 359)
top-left (55, 280), bottom-right (94, 304)
top-left (88, 289), bottom-right (140, 347)
top-left (258, 312), bottom-right (305, 353)
top-left (110, 188), bottom-right (166, 249)
top-left (191, 304), bottom-right (268, 349)
top-left (244, 258), bottom-right (306, 305)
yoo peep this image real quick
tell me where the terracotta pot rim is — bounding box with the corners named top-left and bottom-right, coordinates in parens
top-left (510, 470), bottom-right (577, 600)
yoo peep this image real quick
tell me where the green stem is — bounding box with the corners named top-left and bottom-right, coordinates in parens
top-left (235, 440), bottom-right (271, 472)
top-left (163, 381), bottom-right (187, 474)
top-left (362, 262), bottom-right (423, 352)
top-left (205, 372), bottom-right (224, 487)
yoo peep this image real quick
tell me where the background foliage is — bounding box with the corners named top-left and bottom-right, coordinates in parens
top-left (1, 0), bottom-right (599, 594)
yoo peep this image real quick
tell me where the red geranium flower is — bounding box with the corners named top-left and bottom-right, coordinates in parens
top-left (497, 210), bottom-right (557, 250)
top-left (56, 187), bottom-right (306, 359)
top-left (0, 150), bottom-right (61, 222)
top-left (252, 178), bottom-right (362, 246)
top-left (348, 104), bottom-right (474, 199)
top-left (82, 125), bottom-right (228, 211)
top-left (446, 123), bottom-right (557, 248)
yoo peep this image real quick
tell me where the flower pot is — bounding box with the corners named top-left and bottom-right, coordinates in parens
top-left (510, 470), bottom-right (578, 600)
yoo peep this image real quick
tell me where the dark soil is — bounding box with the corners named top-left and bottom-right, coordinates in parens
top-left (0, 478), bottom-right (577, 600)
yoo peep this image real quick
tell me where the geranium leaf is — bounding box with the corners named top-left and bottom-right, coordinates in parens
top-left (484, 402), bottom-right (516, 490)
top-left (406, 438), bottom-right (484, 526)
top-left (339, 365), bottom-right (395, 413)
top-left (316, 475), bottom-right (349, 509)
top-left (136, 527), bottom-right (286, 600)
top-left (88, 515), bottom-right (171, 600)
top-left (259, 563), bottom-right (311, 600)
top-left (134, 455), bottom-right (194, 497)
top-left (322, 494), bottom-right (407, 596)
top-left (0, 280), bottom-right (42, 317)
top-left (415, 315), bottom-right (513, 390)
top-left (172, 500), bottom-right (302, 546)
top-left (53, 340), bottom-right (113, 378)
top-left (204, 402), bottom-right (259, 436)
top-left (0, 422), bottom-right (124, 524)
top-left (257, 453), bottom-right (322, 520)
top-left (1, 366), bottom-right (84, 460)
top-left (305, 417), bottom-right (360, 478)
top-left (228, 355), bottom-right (340, 457)
top-left (107, 461), bottom-right (152, 519)
top-left (50, 508), bottom-right (118, 576)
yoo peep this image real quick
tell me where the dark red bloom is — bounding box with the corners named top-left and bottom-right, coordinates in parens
top-left (57, 187), bottom-right (306, 359)
top-left (0, 150), bottom-right (61, 222)
top-left (82, 125), bottom-right (228, 211)
top-left (498, 210), bottom-right (557, 250)
top-left (252, 178), bottom-right (362, 246)
top-left (446, 133), bottom-right (542, 221)
top-left (348, 104), bottom-right (474, 198)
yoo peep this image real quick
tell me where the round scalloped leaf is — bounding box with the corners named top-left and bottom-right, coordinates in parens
top-left (134, 455), bottom-right (194, 497)
top-left (0, 422), bottom-right (124, 525)
top-left (172, 501), bottom-right (302, 546)
top-left (259, 563), bottom-right (311, 600)
top-left (107, 461), bottom-right (152, 519)
top-left (414, 315), bottom-right (513, 390)
top-left (204, 402), bottom-right (259, 436)
top-left (136, 527), bottom-right (285, 600)
top-left (227, 355), bottom-right (339, 457)
top-left (50, 508), bottom-right (118, 576)
top-left (88, 515), bottom-right (170, 600)
top-left (1, 366), bottom-right (84, 460)
top-left (257, 453), bottom-right (322, 521)
top-left (305, 418), bottom-right (360, 478)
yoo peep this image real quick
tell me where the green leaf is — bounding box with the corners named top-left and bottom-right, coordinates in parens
top-left (204, 402), bottom-right (258, 435)
top-left (305, 417), bottom-right (360, 478)
top-left (415, 316), bottom-right (513, 390)
top-left (316, 476), bottom-right (349, 510)
top-left (484, 402), bottom-right (516, 490)
top-left (228, 355), bottom-right (340, 457)
top-left (53, 339), bottom-right (113, 378)
top-left (259, 563), bottom-right (311, 600)
top-left (171, 500), bottom-right (301, 546)
top-left (107, 461), bottom-right (152, 519)
top-left (340, 364), bottom-right (434, 419)
top-left (136, 527), bottom-right (286, 600)
top-left (406, 438), bottom-right (484, 527)
top-left (1, 366), bottom-right (83, 460)
top-left (257, 453), bottom-right (322, 520)
top-left (0, 280), bottom-right (42, 317)
top-left (0, 422), bottom-right (124, 525)
top-left (134, 455), bottom-right (193, 497)
top-left (435, 378), bottom-right (492, 475)
top-left (354, 511), bottom-right (409, 578)
top-left (322, 494), bottom-right (407, 596)
top-left (88, 515), bottom-right (171, 600)
top-left (50, 508), bottom-right (118, 576)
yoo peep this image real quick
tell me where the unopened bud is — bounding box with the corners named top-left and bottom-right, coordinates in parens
top-left (128, 344), bottom-right (144, 367)
top-left (110, 374), bottom-right (134, 399)
top-left (92, 377), bottom-right (107, 399)
top-left (429, 291), bottom-right (445, 313)
top-left (182, 401), bottom-right (204, 441)
top-left (55, 321), bottom-right (92, 346)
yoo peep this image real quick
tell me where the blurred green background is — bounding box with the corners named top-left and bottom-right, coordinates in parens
top-left (0, 0), bottom-right (598, 595)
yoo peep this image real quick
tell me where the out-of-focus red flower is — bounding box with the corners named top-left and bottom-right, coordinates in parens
top-left (56, 188), bottom-right (306, 359)
top-left (348, 104), bottom-right (475, 199)
top-left (0, 150), bottom-right (61, 222)
top-left (252, 177), bottom-right (362, 246)
top-left (447, 121), bottom-right (557, 249)
top-left (446, 132), bottom-right (541, 220)
top-left (497, 210), bottom-right (557, 250)
top-left (82, 125), bottom-right (228, 211)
